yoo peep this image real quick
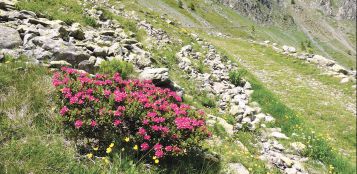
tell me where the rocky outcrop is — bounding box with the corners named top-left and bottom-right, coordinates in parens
top-left (0, 1), bottom-right (153, 72)
top-left (336, 0), bottom-right (356, 20)
top-left (218, 0), bottom-right (293, 25)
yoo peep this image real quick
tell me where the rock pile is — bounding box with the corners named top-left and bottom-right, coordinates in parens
top-left (260, 41), bottom-right (356, 84)
top-left (0, 1), bottom-right (152, 72)
top-left (138, 20), bottom-right (171, 46)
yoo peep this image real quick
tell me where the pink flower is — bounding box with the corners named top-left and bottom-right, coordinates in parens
top-left (114, 110), bottom-right (122, 117)
top-left (142, 119), bottom-right (149, 125)
top-left (74, 120), bottom-right (83, 129)
top-left (113, 120), bottom-right (122, 126)
top-left (140, 142), bottom-right (149, 151)
top-left (165, 146), bottom-right (173, 152)
top-left (147, 112), bottom-right (157, 118)
top-left (173, 146), bottom-right (181, 153)
top-left (138, 127), bottom-right (146, 136)
top-left (104, 90), bottom-right (111, 96)
top-left (144, 135), bottom-right (151, 140)
top-left (114, 90), bottom-right (127, 102)
top-left (155, 150), bottom-right (164, 158)
top-left (160, 126), bottom-right (170, 134)
top-left (91, 120), bottom-right (97, 127)
top-left (174, 117), bottom-right (194, 130)
top-left (151, 125), bottom-right (160, 131)
top-left (152, 117), bottom-right (165, 123)
top-left (153, 143), bottom-right (162, 151)
top-left (59, 106), bottom-right (69, 116)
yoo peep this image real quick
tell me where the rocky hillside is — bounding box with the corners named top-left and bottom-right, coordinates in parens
top-left (0, 0), bottom-right (356, 174)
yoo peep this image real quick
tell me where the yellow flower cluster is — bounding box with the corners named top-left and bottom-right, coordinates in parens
top-left (152, 156), bottom-right (159, 164)
top-left (106, 143), bottom-right (115, 154)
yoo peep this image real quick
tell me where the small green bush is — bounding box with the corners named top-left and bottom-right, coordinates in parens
top-left (229, 70), bottom-right (247, 87)
top-left (199, 95), bottom-right (216, 108)
top-left (84, 16), bottom-right (98, 27)
top-left (99, 60), bottom-right (135, 79)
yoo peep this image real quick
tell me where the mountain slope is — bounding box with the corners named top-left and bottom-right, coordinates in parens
top-left (0, 0), bottom-right (356, 173)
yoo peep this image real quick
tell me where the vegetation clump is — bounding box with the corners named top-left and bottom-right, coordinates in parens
top-left (52, 67), bottom-right (211, 164)
top-left (229, 69), bottom-right (247, 87)
top-left (99, 60), bottom-right (135, 79)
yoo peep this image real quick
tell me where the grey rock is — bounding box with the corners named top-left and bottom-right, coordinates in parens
top-left (271, 132), bottom-right (289, 139)
top-left (78, 60), bottom-right (96, 73)
top-left (93, 46), bottom-right (108, 57)
top-left (290, 142), bottom-right (306, 154)
top-left (330, 64), bottom-right (349, 75)
top-left (49, 60), bottom-right (72, 68)
top-left (139, 68), bottom-right (170, 85)
top-left (282, 45), bottom-right (296, 53)
top-left (69, 23), bottom-right (85, 40)
top-left (206, 114), bottom-right (234, 136)
top-left (227, 163), bottom-right (249, 174)
top-left (311, 55), bottom-right (335, 67)
top-left (28, 18), bottom-right (51, 27)
top-left (0, 25), bottom-right (22, 49)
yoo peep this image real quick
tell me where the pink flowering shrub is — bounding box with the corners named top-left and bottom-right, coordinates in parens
top-left (53, 67), bottom-right (210, 162)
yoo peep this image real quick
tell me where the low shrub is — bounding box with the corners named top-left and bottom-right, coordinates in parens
top-left (52, 67), bottom-right (210, 164)
top-left (229, 69), bottom-right (247, 87)
top-left (98, 60), bottom-right (135, 79)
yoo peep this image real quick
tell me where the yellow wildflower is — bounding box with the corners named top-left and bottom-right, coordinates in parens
top-left (154, 159), bottom-right (159, 164)
top-left (152, 156), bottom-right (157, 160)
top-left (121, 148), bottom-right (125, 151)
top-left (133, 145), bottom-right (138, 150)
top-left (86, 153), bottom-right (93, 159)
top-left (93, 147), bottom-right (99, 151)
top-left (124, 137), bottom-right (130, 142)
top-left (109, 143), bottom-right (114, 148)
top-left (106, 147), bottom-right (112, 154)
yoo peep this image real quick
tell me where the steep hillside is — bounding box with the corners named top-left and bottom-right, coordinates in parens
top-left (218, 0), bottom-right (356, 69)
top-left (0, 0), bottom-right (356, 174)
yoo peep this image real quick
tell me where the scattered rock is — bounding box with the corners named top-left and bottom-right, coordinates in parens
top-left (139, 68), bottom-right (170, 85)
top-left (206, 114), bottom-right (234, 136)
top-left (49, 60), bottom-right (72, 68)
top-left (227, 163), bottom-right (250, 174)
top-left (0, 25), bottom-right (22, 49)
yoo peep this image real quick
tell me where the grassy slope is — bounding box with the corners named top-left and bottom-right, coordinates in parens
top-left (147, 0), bottom-right (357, 172)
top-left (1, 1), bottom-right (274, 173)
top-left (3, 0), bottom-right (356, 173)
top-left (207, 36), bottom-right (356, 170)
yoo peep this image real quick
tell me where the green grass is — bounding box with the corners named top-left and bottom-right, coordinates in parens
top-left (99, 59), bottom-right (136, 79)
top-left (16, 0), bottom-right (95, 26)
top-left (207, 36), bottom-right (356, 173)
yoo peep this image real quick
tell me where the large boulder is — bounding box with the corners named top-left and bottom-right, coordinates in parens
top-left (0, 25), bottom-right (22, 49)
top-left (139, 68), bottom-right (170, 85)
top-left (31, 36), bottom-right (90, 64)
top-left (227, 163), bottom-right (249, 174)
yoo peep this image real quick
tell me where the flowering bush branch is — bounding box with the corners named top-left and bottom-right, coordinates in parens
top-left (53, 67), bottom-right (210, 164)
